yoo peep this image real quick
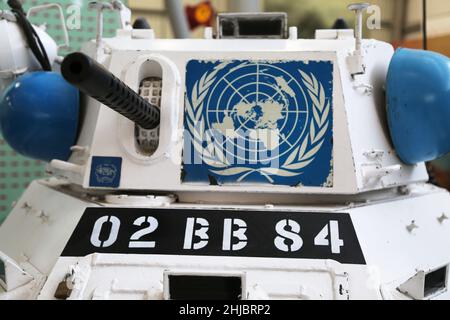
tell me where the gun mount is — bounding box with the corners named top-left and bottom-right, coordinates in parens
top-left (61, 52), bottom-right (160, 130)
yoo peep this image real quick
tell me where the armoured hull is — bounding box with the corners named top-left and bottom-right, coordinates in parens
top-left (0, 179), bottom-right (448, 300)
top-left (1, 5), bottom-right (449, 301)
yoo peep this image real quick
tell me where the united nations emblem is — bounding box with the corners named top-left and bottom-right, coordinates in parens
top-left (183, 60), bottom-right (333, 187)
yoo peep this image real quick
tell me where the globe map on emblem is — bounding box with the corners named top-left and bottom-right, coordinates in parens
top-left (205, 62), bottom-right (309, 161)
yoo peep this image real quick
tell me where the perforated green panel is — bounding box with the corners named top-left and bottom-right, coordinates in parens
top-left (0, 0), bottom-right (126, 224)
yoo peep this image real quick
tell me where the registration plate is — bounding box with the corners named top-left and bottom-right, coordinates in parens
top-left (62, 208), bottom-right (365, 265)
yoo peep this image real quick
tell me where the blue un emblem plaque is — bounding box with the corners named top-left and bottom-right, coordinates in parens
top-left (183, 60), bottom-right (333, 187)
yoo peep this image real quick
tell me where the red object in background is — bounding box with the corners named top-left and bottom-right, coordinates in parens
top-left (392, 40), bottom-right (422, 50)
top-left (392, 36), bottom-right (450, 57)
top-left (186, 1), bottom-right (215, 30)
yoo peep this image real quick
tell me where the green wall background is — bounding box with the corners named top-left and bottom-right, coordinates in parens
top-left (0, 0), bottom-right (125, 224)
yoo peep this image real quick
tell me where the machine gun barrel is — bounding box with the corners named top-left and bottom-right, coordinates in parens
top-left (61, 52), bottom-right (160, 130)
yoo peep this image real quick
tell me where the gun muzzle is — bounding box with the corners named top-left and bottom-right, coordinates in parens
top-left (61, 52), bottom-right (160, 130)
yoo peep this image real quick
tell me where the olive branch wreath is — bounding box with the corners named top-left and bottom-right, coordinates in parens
top-left (185, 64), bottom-right (330, 183)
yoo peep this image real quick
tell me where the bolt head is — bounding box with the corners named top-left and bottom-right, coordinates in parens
top-left (406, 221), bottom-right (419, 233)
top-left (438, 213), bottom-right (449, 224)
top-left (88, 1), bottom-right (114, 10)
top-left (348, 3), bottom-right (370, 12)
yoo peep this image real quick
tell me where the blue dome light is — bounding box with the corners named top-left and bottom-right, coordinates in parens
top-left (0, 72), bottom-right (80, 162)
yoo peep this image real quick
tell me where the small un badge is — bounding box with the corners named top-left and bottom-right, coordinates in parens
top-left (183, 60), bottom-right (333, 187)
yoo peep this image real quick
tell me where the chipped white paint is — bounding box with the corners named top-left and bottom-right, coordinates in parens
top-left (43, 25), bottom-right (428, 198)
top-left (0, 5), bottom-right (449, 300)
top-left (0, 179), bottom-right (447, 300)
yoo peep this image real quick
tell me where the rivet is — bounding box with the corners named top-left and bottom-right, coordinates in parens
top-left (406, 221), bottom-right (419, 233)
top-left (438, 213), bottom-right (449, 224)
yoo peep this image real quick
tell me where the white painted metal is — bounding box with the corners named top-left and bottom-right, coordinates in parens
top-left (0, 4), bottom-right (448, 300)
top-left (0, 179), bottom-right (448, 300)
top-left (46, 32), bottom-right (427, 197)
top-left (104, 194), bottom-right (176, 206)
top-left (0, 13), bottom-right (57, 91)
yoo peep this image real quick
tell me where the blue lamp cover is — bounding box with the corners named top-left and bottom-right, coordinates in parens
top-left (0, 72), bottom-right (80, 162)
top-left (386, 48), bottom-right (450, 165)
